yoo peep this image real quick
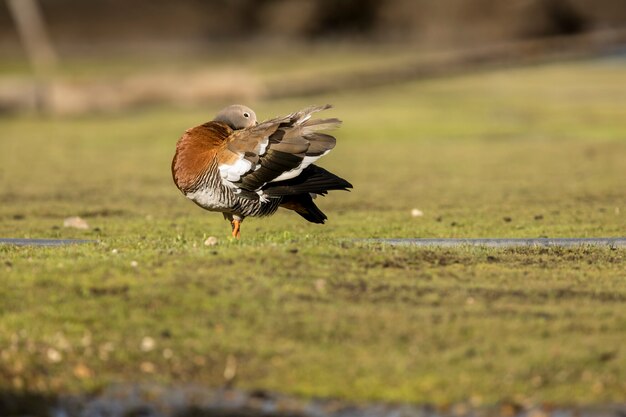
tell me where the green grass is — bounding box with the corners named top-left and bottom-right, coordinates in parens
top-left (0, 59), bottom-right (625, 406)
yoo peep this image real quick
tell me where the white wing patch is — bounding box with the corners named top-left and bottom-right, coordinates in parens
top-left (219, 156), bottom-right (253, 187)
top-left (218, 133), bottom-right (272, 193)
top-left (270, 150), bottom-right (330, 183)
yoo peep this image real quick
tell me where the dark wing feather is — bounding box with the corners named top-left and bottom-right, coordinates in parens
top-left (262, 165), bottom-right (353, 197)
top-left (240, 150), bottom-right (304, 188)
top-left (217, 105), bottom-right (342, 199)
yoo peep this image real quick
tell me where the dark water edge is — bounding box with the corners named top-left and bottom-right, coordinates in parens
top-left (2, 385), bottom-right (625, 417)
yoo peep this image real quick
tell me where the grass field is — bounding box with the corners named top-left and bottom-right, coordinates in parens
top-left (0, 59), bottom-right (625, 407)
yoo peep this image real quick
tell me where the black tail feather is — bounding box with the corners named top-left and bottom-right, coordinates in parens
top-left (280, 194), bottom-right (328, 224)
top-left (263, 165), bottom-right (352, 197)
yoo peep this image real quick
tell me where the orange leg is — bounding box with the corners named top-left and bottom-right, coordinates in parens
top-left (231, 219), bottom-right (241, 239)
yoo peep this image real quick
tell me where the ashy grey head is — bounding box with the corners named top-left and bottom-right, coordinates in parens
top-left (213, 105), bottom-right (257, 130)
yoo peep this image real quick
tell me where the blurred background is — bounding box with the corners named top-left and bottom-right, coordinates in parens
top-left (1, 2), bottom-right (626, 409)
top-left (1, 0), bottom-right (626, 114)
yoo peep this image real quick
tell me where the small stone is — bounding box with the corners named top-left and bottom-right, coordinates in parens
top-left (223, 354), bottom-right (238, 382)
top-left (140, 336), bottom-right (155, 352)
top-left (140, 361), bottom-right (155, 373)
top-left (111, 249), bottom-right (118, 254)
top-left (130, 260), bottom-right (138, 268)
top-left (73, 363), bottom-right (92, 379)
top-left (63, 216), bottom-right (89, 230)
top-left (204, 236), bottom-right (218, 246)
top-left (46, 348), bottom-right (62, 363)
top-left (411, 208), bottom-right (424, 217)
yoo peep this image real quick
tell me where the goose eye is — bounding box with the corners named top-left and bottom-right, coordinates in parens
top-left (243, 112), bottom-right (250, 118)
